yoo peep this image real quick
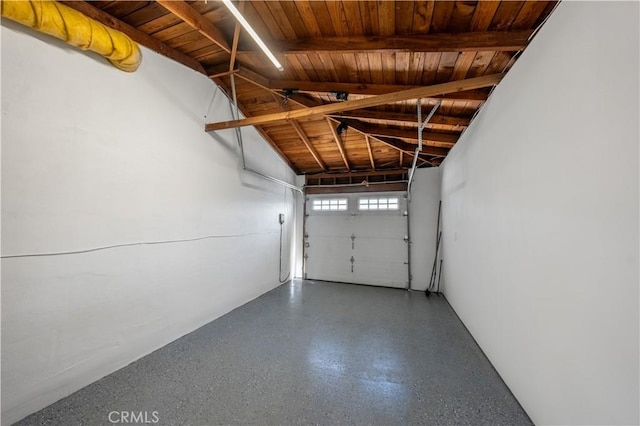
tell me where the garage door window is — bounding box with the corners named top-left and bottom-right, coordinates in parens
top-left (312, 198), bottom-right (348, 211)
top-left (359, 197), bottom-right (399, 211)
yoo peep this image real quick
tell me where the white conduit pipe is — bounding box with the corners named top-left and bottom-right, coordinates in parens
top-left (406, 100), bottom-right (440, 290)
top-left (230, 74), bottom-right (246, 169)
top-left (407, 100), bottom-right (440, 196)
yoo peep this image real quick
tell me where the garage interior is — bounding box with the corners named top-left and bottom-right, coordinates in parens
top-left (1, 1), bottom-right (638, 425)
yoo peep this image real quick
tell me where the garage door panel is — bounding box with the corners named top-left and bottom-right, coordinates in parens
top-left (351, 216), bottom-right (405, 237)
top-left (305, 192), bottom-right (408, 288)
top-left (351, 260), bottom-right (407, 288)
top-left (307, 235), bottom-right (351, 251)
top-left (356, 239), bottom-right (406, 258)
top-left (306, 257), bottom-right (351, 283)
top-left (305, 233), bottom-right (352, 281)
top-left (306, 217), bottom-right (355, 236)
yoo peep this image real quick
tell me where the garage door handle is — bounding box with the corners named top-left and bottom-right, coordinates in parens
top-left (350, 256), bottom-right (355, 273)
top-left (351, 233), bottom-right (355, 249)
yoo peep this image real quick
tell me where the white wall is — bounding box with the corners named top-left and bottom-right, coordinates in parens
top-left (294, 175), bottom-right (305, 278)
top-left (1, 21), bottom-right (296, 425)
top-left (440, 2), bottom-right (639, 425)
top-left (409, 168), bottom-right (441, 291)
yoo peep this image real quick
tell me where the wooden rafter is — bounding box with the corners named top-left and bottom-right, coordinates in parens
top-left (219, 71), bottom-right (350, 172)
top-left (60, 1), bottom-right (206, 75)
top-left (212, 70), bottom-right (455, 167)
top-left (305, 169), bottom-right (409, 194)
top-left (65, 0), bottom-right (555, 176)
top-left (343, 121), bottom-right (449, 158)
top-left (326, 118), bottom-right (351, 171)
top-left (365, 135), bottom-right (376, 171)
top-left (228, 0), bottom-right (244, 71)
top-left (239, 31), bottom-right (534, 54)
top-left (341, 119), bottom-right (458, 146)
top-left (156, 0), bottom-right (230, 53)
top-left (268, 79), bottom-right (492, 99)
top-left (327, 117), bottom-right (444, 163)
top-left (307, 170), bottom-right (407, 180)
top-left (305, 183), bottom-right (408, 195)
top-left (211, 67), bottom-right (453, 169)
top-left (328, 110), bottom-right (470, 129)
top-left (205, 74), bottom-right (503, 131)
top-left (288, 120), bottom-right (327, 171)
top-left (213, 79), bottom-right (298, 173)
top-left (207, 65), bottom-right (490, 101)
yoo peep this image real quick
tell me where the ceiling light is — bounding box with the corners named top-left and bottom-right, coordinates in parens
top-left (222, 0), bottom-right (284, 72)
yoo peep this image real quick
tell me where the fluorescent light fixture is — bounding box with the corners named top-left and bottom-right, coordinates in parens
top-left (222, 0), bottom-right (284, 72)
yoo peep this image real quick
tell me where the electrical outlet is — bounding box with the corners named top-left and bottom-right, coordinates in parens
top-left (279, 213), bottom-right (285, 224)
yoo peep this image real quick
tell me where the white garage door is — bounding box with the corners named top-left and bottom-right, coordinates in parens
top-left (304, 192), bottom-right (408, 288)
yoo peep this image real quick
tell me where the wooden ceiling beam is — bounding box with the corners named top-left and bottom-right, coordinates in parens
top-left (269, 80), bottom-right (491, 100)
top-left (60, 1), bottom-right (206, 75)
top-left (437, 90), bottom-right (489, 102)
top-left (288, 120), bottom-right (327, 171)
top-left (205, 74), bottom-right (502, 131)
top-left (305, 183), bottom-right (408, 195)
top-left (270, 80), bottom-right (426, 96)
top-left (330, 110), bottom-right (470, 128)
top-left (156, 0), bottom-right (231, 53)
top-left (240, 30), bottom-right (533, 54)
top-left (307, 170), bottom-right (407, 180)
top-left (326, 118), bottom-right (351, 171)
top-left (206, 68), bottom-right (461, 171)
top-left (341, 119), bottom-right (458, 146)
top-left (207, 65), bottom-right (489, 101)
top-left (210, 69), bottom-right (238, 79)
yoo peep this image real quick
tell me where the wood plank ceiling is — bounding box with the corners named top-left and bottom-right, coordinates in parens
top-left (63, 0), bottom-right (557, 178)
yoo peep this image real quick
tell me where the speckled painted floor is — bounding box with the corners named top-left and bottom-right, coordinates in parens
top-left (16, 279), bottom-right (531, 426)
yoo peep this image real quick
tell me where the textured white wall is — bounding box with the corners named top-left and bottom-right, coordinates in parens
top-left (440, 2), bottom-right (639, 424)
top-left (1, 21), bottom-right (296, 425)
top-left (409, 168), bottom-right (441, 291)
top-left (294, 175), bottom-right (305, 278)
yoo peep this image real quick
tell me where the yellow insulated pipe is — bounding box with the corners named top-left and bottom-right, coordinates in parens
top-left (1, 0), bottom-right (141, 72)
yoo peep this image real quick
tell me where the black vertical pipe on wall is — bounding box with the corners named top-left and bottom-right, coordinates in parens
top-left (426, 201), bottom-right (442, 297)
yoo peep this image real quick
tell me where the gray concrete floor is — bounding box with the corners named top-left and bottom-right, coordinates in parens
top-left (17, 280), bottom-right (531, 425)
